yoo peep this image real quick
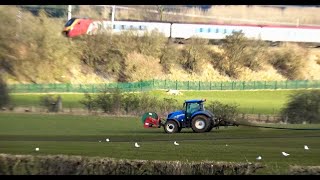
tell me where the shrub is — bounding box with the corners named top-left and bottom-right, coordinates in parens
top-left (124, 52), bottom-right (164, 82)
top-left (40, 95), bottom-right (62, 112)
top-left (122, 93), bottom-right (141, 115)
top-left (79, 93), bottom-right (98, 112)
top-left (159, 42), bottom-right (181, 73)
top-left (80, 33), bottom-right (123, 79)
top-left (180, 37), bottom-right (209, 73)
top-left (158, 98), bottom-right (180, 116)
top-left (136, 30), bottom-right (167, 58)
top-left (211, 31), bottom-right (268, 78)
top-left (280, 90), bottom-right (320, 124)
top-left (269, 43), bottom-right (308, 80)
top-left (206, 101), bottom-right (240, 123)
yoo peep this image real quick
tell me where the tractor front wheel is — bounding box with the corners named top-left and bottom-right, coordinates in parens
top-left (191, 115), bottom-right (210, 133)
top-left (164, 120), bottom-right (179, 134)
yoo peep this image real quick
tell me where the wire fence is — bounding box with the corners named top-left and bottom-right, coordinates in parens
top-left (8, 80), bottom-right (320, 93)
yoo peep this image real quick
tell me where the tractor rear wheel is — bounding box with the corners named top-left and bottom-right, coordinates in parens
top-left (191, 115), bottom-right (210, 133)
top-left (164, 120), bottom-right (179, 134)
top-left (206, 123), bottom-right (214, 132)
top-left (206, 119), bottom-right (216, 132)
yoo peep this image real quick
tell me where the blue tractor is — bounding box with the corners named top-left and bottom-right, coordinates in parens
top-left (142, 99), bottom-right (219, 133)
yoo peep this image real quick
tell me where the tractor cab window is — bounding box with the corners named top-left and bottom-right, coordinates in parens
top-left (186, 103), bottom-right (201, 114)
top-left (65, 18), bottom-right (76, 27)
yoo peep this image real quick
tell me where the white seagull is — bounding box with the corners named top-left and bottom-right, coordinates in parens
top-left (304, 145), bottom-right (309, 150)
top-left (282, 152), bottom-right (290, 156)
top-left (256, 156), bottom-right (262, 160)
top-left (35, 147), bottom-right (39, 151)
top-left (99, 140), bottom-right (101, 142)
top-left (106, 138), bottom-right (110, 142)
top-left (174, 141), bottom-right (179, 146)
top-left (134, 142), bottom-right (140, 148)
top-left (225, 144), bottom-right (228, 147)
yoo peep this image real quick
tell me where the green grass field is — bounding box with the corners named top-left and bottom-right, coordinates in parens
top-left (9, 89), bottom-right (309, 114)
top-left (0, 113), bottom-right (320, 174)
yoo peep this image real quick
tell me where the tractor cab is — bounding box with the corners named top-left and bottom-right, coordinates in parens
top-left (183, 99), bottom-right (205, 121)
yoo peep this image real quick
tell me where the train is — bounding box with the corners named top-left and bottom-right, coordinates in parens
top-left (63, 17), bottom-right (320, 45)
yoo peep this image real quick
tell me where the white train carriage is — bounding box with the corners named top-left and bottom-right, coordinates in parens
top-left (260, 25), bottom-right (320, 43)
top-left (171, 23), bottom-right (263, 40)
top-left (111, 21), bottom-right (171, 37)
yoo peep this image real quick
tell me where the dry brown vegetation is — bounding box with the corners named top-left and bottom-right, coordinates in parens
top-left (1, 6), bottom-right (320, 84)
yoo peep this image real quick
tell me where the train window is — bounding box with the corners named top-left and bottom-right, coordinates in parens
top-left (216, 29), bottom-right (219, 33)
top-left (130, 25), bottom-right (134, 29)
top-left (139, 26), bottom-right (142, 30)
top-left (113, 25), bottom-right (116, 29)
top-left (208, 28), bottom-right (211, 33)
top-left (224, 29), bottom-right (227, 34)
top-left (64, 18), bottom-right (76, 27)
top-left (121, 25), bottom-right (125, 30)
top-left (200, 28), bottom-right (203, 32)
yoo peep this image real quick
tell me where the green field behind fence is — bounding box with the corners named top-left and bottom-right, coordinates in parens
top-left (8, 80), bottom-right (320, 93)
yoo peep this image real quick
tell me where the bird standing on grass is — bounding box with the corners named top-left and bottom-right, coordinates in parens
top-left (135, 142), bottom-right (140, 148)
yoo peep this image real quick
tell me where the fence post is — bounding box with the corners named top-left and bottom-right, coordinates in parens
top-left (210, 81), bottom-right (212, 90)
top-left (231, 81), bottom-right (234, 90)
top-left (295, 80), bottom-right (298, 89)
top-left (243, 81), bottom-right (245, 90)
top-left (188, 81), bottom-right (190, 90)
top-left (199, 81), bottom-right (201, 90)
top-left (253, 81), bottom-right (255, 89)
top-left (220, 82), bottom-right (223, 90)
top-left (153, 79), bottom-right (155, 89)
top-left (264, 81), bottom-right (267, 89)
top-left (274, 81), bottom-right (277, 90)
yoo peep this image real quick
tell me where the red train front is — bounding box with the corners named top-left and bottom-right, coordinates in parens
top-left (63, 18), bottom-right (93, 37)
